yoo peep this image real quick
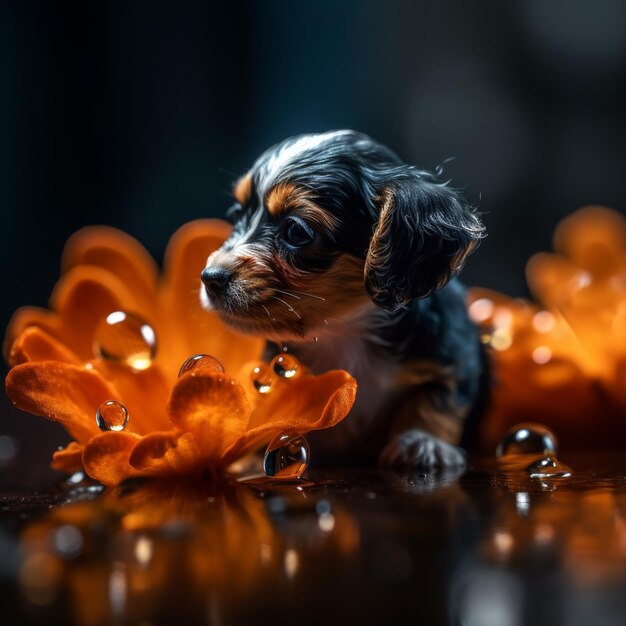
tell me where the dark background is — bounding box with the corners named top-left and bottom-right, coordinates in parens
top-left (1, 0), bottom-right (625, 486)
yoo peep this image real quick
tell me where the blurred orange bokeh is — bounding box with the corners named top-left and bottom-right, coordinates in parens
top-left (470, 206), bottom-right (626, 452)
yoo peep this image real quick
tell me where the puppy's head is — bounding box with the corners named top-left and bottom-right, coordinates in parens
top-left (201, 130), bottom-right (485, 340)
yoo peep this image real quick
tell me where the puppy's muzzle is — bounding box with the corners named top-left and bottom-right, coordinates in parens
top-left (201, 266), bottom-right (233, 298)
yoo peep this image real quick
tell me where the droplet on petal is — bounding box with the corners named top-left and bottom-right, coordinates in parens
top-left (94, 311), bottom-right (156, 370)
top-left (252, 364), bottom-right (272, 394)
top-left (96, 400), bottom-right (129, 432)
top-left (263, 434), bottom-right (310, 479)
top-left (178, 354), bottom-right (225, 377)
top-left (496, 423), bottom-right (558, 457)
top-left (271, 354), bottom-right (300, 378)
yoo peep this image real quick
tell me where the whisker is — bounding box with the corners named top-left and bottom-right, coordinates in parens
top-left (270, 296), bottom-right (302, 320)
top-left (262, 304), bottom-right (271, 318)
top-left (273, 288), bottom-right (301, 300)
top-left (309, 305), bottom-right (355, 329)
top-left (283, 289), bottom-right (326, 302)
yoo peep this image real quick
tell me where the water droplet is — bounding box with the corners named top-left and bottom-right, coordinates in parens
top-left (271, 354), bottom-right (300, 378)
top-left (526, 455), bottom-right (572, 478)
top-left (263, 434), bottom-right (310, 478)
top-left (496, 423), bottom-right (558, 457)
top-left (94, 311), bottom-right (157, 370)
top-left (178, 354), bottom-right (225, 377)
top-left (252, 364), bottom-right (272, 394)
top-left (96, 400), bottom-right (129, 432)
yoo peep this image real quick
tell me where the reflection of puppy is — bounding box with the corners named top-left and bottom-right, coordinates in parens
top-left (200, 130), bottom-right (486, 469)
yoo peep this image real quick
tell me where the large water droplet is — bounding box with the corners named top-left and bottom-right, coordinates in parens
top-left (178, 354), bottom-right (225, 377)
top-left (271, 354), bottom-right (299, 378)
top-left (96, 400), bottom-right (129, 432)
top-left (252, 364), bottom-right (272, 394)
top-left (94, 311), bottom-right (156, 370)
top-left (526, 455), bottom-right (572, 479)
top-left (496, 423), bottom-right (558, 457)
top-left (263, 434), bottom-right (310, 479)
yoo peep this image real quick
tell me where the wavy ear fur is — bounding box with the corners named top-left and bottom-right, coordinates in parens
top-left (364, 172), bottom-right (484, 309)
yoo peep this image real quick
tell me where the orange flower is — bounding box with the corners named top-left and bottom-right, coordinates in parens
top-left (469, 206), bottom-right (626, 452)
top-left (4, 220), bottom-right (357, 485)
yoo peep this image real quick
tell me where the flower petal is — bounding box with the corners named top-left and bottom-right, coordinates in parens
top-left (159, 219), bottom-right (264, 377)
top-left (225, 370), bottom-right (357, 462)
top-left (8, 326), bottom-right (81, 366)
top-left (162, 219), bottom-right (232, 304)
top-left (128, 431), bottom-right (203, 476)
top-left (5, 362), bottom-right (118, 443)
top-left (554, 206), bottom-right (626, 277)
top-left (93, 361), bottom-right (171, 435)
top-left (49, 266), bottom-right (151, 360)
top-left (82, 431), bottom-right (142, 485)
top-left (168, 371), bottom-right (250, 462)
top-left (62, 226), bottom-right (159, 310)
top-left (526, 253), bottom-right (586, 309)
top-left (51, 441), bottom-right (84, 472)
top-left (4, 306), bottom-right (60, 362)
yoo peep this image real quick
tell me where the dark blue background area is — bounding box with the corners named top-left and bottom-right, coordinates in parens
top-left (0, 0), bottom-right (625, 484)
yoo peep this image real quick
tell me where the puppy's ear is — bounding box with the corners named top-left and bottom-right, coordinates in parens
top-left (364, 174), bottom-right (484, 308)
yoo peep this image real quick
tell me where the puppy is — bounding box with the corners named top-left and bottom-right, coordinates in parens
top-left (200, 130), bottom-right (486, 469)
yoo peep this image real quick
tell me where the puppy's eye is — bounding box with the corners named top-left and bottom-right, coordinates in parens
top-left (282, 217), bottom-right (316, 248)
top-left (226, 203), bottom-right (244, 221)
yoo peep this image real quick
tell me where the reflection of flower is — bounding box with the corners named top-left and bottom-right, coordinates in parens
top-left (4, 221), bottom-right (357, 485)
top-left (19, 481), bottom-right (360, 622)
top-left (481, 480), bottom-right (626, 585)
top-left (469, 206), bottom-right (626, 451)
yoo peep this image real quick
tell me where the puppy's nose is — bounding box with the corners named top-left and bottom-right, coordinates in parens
top-left (201, 266), bottom-right (233, 296)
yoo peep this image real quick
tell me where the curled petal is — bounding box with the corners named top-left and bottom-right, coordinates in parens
top-left (50, 266), bottom-right (150, 360)
top-left (168, 372), bottom-right (250, 461)
top-left (4, 306), bottom-right (59, 362)
top-left (7, 326), bottom-right (81, 366)
top-left (82, 431), bottom-right (142, 486)
top-left (225, 370), bottom-right (357, 462)
top-left (554, 206), bottom-right (626, 277)
top-left (5, 362), bottom-right (118, 443)
top-left (526, 253), bottom-right (587, 309)
top-left (129, 431), bottom-right (202, 476)
top-left (62, 225), bottom-right (159, 310)
top-left (51, 441), bottom-right (84, 472)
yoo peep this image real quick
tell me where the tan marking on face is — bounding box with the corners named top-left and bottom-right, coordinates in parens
top-left (267, 253), bottom-right (368, 336)
top-left (266, 183), bottom-right (297, 216)
top-left (233, 172), bottom-right (253, 205)
top-left (266, 183), bottom-right (340, 232)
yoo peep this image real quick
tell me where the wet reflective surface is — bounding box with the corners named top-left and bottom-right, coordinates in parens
top-left (3, 454), bottom-right (626, 626)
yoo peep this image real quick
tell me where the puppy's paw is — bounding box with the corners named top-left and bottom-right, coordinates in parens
top-left (379, 429), bottom-right (467, 470)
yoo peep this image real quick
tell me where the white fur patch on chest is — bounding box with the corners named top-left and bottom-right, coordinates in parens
top-left (291, 328), bottom-right (400, 434)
